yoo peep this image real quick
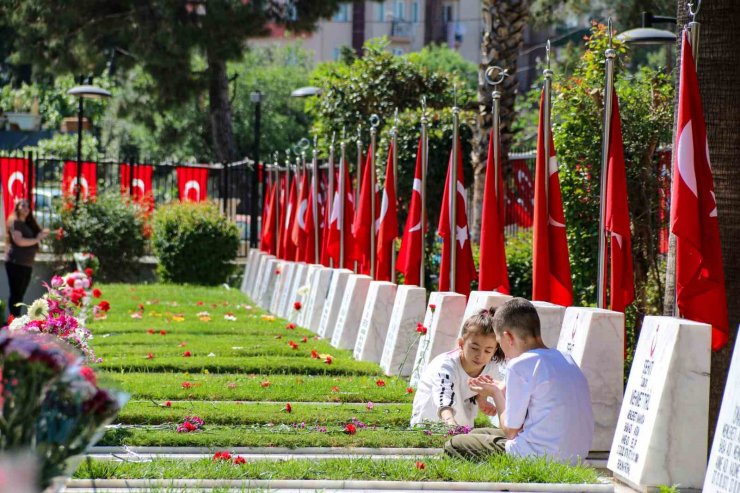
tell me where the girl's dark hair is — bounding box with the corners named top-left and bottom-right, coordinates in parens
top-left (6, 199), bottom-right (41, 249)
top-left (461, 307), bottom-right (505, 363)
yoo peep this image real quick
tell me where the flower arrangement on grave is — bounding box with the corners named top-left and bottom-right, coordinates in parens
top-left (0, 331), bottom-right (125, 489)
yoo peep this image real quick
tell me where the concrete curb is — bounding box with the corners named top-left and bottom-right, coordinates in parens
top-left (90, 446), bottom-right (443, 455)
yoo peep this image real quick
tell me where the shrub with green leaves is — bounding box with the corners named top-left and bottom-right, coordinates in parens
top-left (151, 202), bottom-right (239, 285)
top-left (52, 193), bottom-right (146, 278)
top-left (505, 229), bottom-right (534, 298)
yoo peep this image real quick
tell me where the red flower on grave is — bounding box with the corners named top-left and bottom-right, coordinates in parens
top-left (324, 355), bottom-right (333, 365)
top-left (406, 387), bottom-right (414, 394)
top-left (331, 386), bottom-right (340, 393)
top-left (344, 423), bottom-right (357, 435)
top-left (213, 451), bottom-right (232, 462)
top-left (286, 323), bottom-right (296, 330)
top-left (416, 323), bottom-right (428, 335)
top-left (293, 301), bottom-right (302, 311)
top-left (233, 456), bottom-right (247, 465)
top-left (92, 288), bottom-right (102, 298)
top-left (283, 402), bottom-right (292, 413)
top-left (164, 401), bottom-right (172, 407)
top-left (261, 380), bottom-right (270, 388)
top-left (80, 366), bottom-right (97, 385)
top-left (289, 340), bottom-right (299, 350)
top-left (99, 300), bottom-right (111, 312)
top-left (275, 268), bottom-right (281, 275)
top-left (415, 461), bottom-right (425, 470)
top-left (179, 342), bottom-right (187, 347)
top-left (197, 301), bottom-right (204, 306)
top-left (160, 330), bottom-right (167, 336)
top-left (376, 379), bottom-right (386, 387)
top-left (146, 352), bottom-right (154, 359)
top-left (301, 336), bottom-right (307, 343)
top-left (56, 228), bottom-right (65, 240)
top-left (429, 304), bottom-right (436, 312)
top-left (311, 349), bottom-right (320, 359)
top-left (182, 381), bottom-right (193, 389)
top-left (66, 277), bottom-right (75, 287)
top-left (85, 267), bottom-right (94, 278)
top-left (147, 328), bottom-right (155, 334)
top-left (183, 351), bottom-right (192, 357)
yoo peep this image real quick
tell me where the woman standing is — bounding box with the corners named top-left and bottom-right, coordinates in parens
top-left (5, 199), bottom-right (48, 317)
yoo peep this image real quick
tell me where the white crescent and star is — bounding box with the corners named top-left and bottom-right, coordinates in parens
top-left (183, 180), bottom-right (200, 201)
top-left (69, 177), bottom-right (90, 197)
top-left (7, 171), bottom-right (24, 198)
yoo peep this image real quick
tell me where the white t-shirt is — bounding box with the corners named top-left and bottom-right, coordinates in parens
top-left (410, 349), bottom-right (499, 428)
top-left (503, 348), bottom-right (593, 465)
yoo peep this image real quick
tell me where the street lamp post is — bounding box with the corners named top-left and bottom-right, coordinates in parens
top-left (250, 91), bottom-right (263, 248)
top-left (67, 83), bottom-right (111, 207)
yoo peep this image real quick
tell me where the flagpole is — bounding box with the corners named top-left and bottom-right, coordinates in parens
top-left (597, 20), bottom-right (616, 309)
top-left (328, 133), bottom-right (336, 268)
top-left (273, 153), bottom-right (280, 254)
top-left (355, 125), bottom-right (362, 274)
top-left (339, 128), bottom-right (347, 268)
top-left (284, 149), bottom-right (292, 256)
top-left (450, 87), bottom-right (459, 293)
top-left (312, 136), bottom-right (320, 264)
top-left (543, 41), bottom-right (553, 209)
top-left (370, 114), bottom-right (379, 279)
top-left (420, 97), bottom-right (428, 290)
top-left (390, 109), bottom-right (399, 282)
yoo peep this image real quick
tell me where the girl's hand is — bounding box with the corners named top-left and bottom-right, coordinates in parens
top-left (477, 395), bottom-right (498, 416)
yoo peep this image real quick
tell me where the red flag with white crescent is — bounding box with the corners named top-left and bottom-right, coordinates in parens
top-left (291, 171), bottom-right (309, 262)
top-left (281, 175), bottom-right (298, 261)
top-left (532, 89), bottom-right (573, 306)
top-left (397, 137), bottom-right (424, 286)
top-left (352, 145), bottom-right (376, 275)
top-left (176, 166), bottom-right (208, 203)
top-left (376, 142), bottom-right (398, 281)
top-left (1, 157), bottom-right (32, 220)
top-left (63, 161), bottom-right (97, 201)
top-left (437, 137), bottom-right (476, 297)
top-left (120, 164), bottom-right (154, 211)
top-left (671, 31), bottom-right (728, 350)
top-left (260, 179), bottom-right (279, 255)
top-left (326, 160), bottom-right (355, 269)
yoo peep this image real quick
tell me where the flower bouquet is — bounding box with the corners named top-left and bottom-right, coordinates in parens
top-left (0, 331), bottom-right (126, 491)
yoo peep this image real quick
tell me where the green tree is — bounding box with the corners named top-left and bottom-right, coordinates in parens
top-left (0, 0), bottom-right (347, 163)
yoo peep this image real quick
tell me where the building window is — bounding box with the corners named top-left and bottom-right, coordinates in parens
top-left (394, 1), bottom-right (405, 21)
top-left (332, 3), bottom-right (350, 22)
top-left (411, 2), bottom-right (419, 22)
top-left (377, 2), bottom-right (385, 22)
top-left (443, 4), bottom-right (454, 23)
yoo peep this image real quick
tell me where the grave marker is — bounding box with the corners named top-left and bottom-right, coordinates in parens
top-left (354, 281), bottom-right (398, 363)
top-left (531, 301), bottom-right (566, 348)
top-left (317, 269), bottom-right (352, 340)
top-left (331, 274), bottom-right (372, 349)
top-left (380, 285), bottom-right (427, 377)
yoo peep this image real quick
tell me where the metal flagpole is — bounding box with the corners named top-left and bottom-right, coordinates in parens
top-left (327, 133), bottom-right (336, 268)
top-left (273, 153), bottom-right (280, 252)
top-left (390, 109), bottom-right (399, 282)
top-left (484, 66), bottom-right (508, 215)
top-left (339, 127), bottom-right (347, 268)
top-left (450, 87), bottom-right (459, 293)
top-left (355, 125), bottom-right (362, 274)
top-left (419, 97), bottom-right (428, 290)
top-left (284, 150), bottom-right (292, 251)
top-left (369, 114), bottom-right (380, 279)
top-left (597, 19), bottom-right (616, 309)
top-left (311, 136), bottom-right (320, 264)
top-left (543, 41), bottom-right (553, 208)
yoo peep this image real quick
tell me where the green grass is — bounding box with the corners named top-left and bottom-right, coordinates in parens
top-left (76, 456), bottom-right (600, 484)
top-left (100, 425), bottom-right (449, 448)
top-left (102, 372), bottom-right (413, 403)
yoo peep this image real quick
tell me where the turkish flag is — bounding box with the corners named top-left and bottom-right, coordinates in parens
top-left (510, 160), bottom-right (534, 227)
top-left (303, 176), bottom-right (319, 264)
top-left (320, 169), bottom-right (334, 266)
top-left (1, 157), bottom-right (32, 220)
top-left (281, 175), bottom-right (298, 261)
top-left (120, 164), bottom-right (154, 211)
top-left (326, 159), bottom-right (356, 269)
top-left (276, 175), bottom-right (288, 259)
top-left (604, 90), bottom-right (635, 313)
top-left (63, 161), bottom-right (97, 201)
top-left (478, 129), bottom-right (509, 293)
top-left (671, 32), bottom-right (728, 351)
top-left (352, 145), bottom-right (376, 275)
top-left (376, 142), bottom-right (399, 282)
top-left (397, 137), bottom-right (424, 286)
top-left (260, 180), bottom-right (279, 254)
top-left (438, 137), bottom-right (476, 297)
top-left (176, 166), bottom-right (208, 203)
top-left (291, 171), bottom-right (310, 262)
top-left (532, 89), bottom-right (573, 306)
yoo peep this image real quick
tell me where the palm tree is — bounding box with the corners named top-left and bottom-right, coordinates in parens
top-left (471, 0), bottom-right (531, 240)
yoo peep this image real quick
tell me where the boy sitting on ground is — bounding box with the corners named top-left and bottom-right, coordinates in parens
top-left (444, 298), bottom-right (593, 464)
top-left (410, 308), bottom-right (504, 428)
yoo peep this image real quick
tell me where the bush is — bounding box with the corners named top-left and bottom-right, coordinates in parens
top-left (505, 229), bottom-right (533, 299)
top-left (152, 202), bottom-right (239, 285)
top-left (52, 194), bottom-right (146, 279)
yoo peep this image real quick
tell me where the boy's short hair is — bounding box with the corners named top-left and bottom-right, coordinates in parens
top-left (492, 297), bottom-right (541, 339)
top-left (461, 307), bottom-right (505, 363)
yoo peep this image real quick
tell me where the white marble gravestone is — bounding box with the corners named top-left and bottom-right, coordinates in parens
top-left (331, 274), bottom-right (372, 349)
top-left (276, 261), bottom-right (298, 318)
top-left (254, 255), bottom-right (276, 307)
top-left (317, 269), bottom-right (352, 340)
top-left (297, 264), bottom-right (325, 328)
top-left (241, 248), bottom-right (259, 294)
top-left (704, 327), bottom-right (740, 493)
top-left (269, 261), bottom-right (291, 314)
top-left (459, 291), bottom-right (513, 335)
top-left (303, 267), bottom-right (333, 333)
top-left (557, 307), bottom-right (624, 451)
top-left (354, 281), bottom-right (398, 362)
top-left (258, 258), bottom-right (280, 308)
top-left (608, 316), bottom-right (710, 491)
top-left (248, 252), bottom-right (268, 300)
top-left (380, 285), bottom-right (427, 377)
top-left (531, 301), bottom-right (566, 348)
top-left (409, 292), bottom-right (466, 388)
top-left (287, 263), bottom-right (308, 323)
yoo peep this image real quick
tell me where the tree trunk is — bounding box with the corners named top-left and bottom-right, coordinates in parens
top-left (472, 1), bottom-right (530, 241)
top-left (207, 48), bottom-right (238, 164)
top-left (677, 0), bottom-right (740, 445)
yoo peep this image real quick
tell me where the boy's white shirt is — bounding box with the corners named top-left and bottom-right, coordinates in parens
top-left (410, 349), bottom-right (499, 428)
top-left (503, 348), bottom-right (594, 465)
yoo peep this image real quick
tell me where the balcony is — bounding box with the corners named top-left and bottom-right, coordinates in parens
top-left (390, 20), bottom-right (414, 42)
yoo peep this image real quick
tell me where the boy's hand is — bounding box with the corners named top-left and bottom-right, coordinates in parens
top-left (468, 375), bottom-right (495, 394)
top-left (477, 395), bottom-right (498, 416)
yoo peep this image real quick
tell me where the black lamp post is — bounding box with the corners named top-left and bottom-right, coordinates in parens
top-left (249, 90), bottom-right (263, 248)
top-left (67, 84), bottom-right (111, 206)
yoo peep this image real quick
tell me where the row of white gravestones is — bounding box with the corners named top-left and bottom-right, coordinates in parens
top-left (331, 274), bottom-right (372, 349)
top-left (241, 249), bottom-right (259, 294)
top-left (354, 281), bottom-right (398, 362)
top-left (245, 251), bottom-right (266, 300)
top-left (277, 262), bottom-right (299, 318)
top-left (304, 267), bottom-right (334, 333)
top-left (297, 265), bottom-right (320, 327)
top-left (287, 263), bottom-right (308, 323)
top-left (270, 261), bottom-right (290, 314)
top-left (253, 254), bottom-right (276, 303)
top-left (259, 259), bottom-right (280, 308)
top-left (380, 285), bottom-right (427, 377)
